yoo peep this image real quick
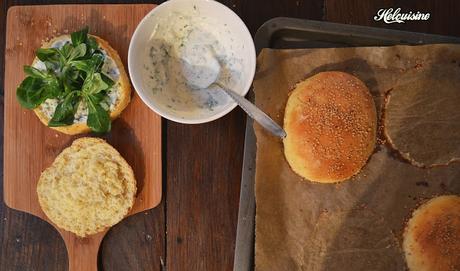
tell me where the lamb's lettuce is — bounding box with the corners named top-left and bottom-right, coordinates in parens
top-left (16, 27), bottom-right (113, 133)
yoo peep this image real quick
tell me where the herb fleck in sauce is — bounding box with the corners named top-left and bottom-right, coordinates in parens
top-left (142, 10), bottom-right (243, 116)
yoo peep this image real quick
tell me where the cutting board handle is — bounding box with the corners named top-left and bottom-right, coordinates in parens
top-left (60, 230), bottom-right (107, 271)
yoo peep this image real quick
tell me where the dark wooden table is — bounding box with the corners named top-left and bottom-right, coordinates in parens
top-left (1, 1), bottom-right (459, 270)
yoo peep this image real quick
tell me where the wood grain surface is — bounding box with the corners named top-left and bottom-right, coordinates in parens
top-left (1, 1), bottom-right (460, 271)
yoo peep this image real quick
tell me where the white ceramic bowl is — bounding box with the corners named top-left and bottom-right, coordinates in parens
top-left (128, 0), bottom-right (256, 124)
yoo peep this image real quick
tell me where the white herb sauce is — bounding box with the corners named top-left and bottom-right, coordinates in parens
top-left (33, 36), bottom-right (121, 123)
top-left (142, 10), bottom-right (243, 117)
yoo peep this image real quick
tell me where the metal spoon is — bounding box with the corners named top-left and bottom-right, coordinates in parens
top-left (209, 81), bottom-right (286, 138)
top-left (181, 54), bottom-right (286, 138)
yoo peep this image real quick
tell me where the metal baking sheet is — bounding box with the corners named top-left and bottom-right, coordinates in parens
top-left (233, 17), bottom-right (460, 271)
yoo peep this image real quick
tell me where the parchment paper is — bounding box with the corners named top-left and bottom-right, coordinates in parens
top-left (253, 44), bottom-right (460, 271)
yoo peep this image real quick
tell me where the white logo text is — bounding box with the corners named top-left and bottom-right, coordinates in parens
top-left (374, 8), bottom-right (430, 24)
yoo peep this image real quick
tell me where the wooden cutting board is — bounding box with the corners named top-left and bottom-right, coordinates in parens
top-left (3, 4), bottom-right (159, 271)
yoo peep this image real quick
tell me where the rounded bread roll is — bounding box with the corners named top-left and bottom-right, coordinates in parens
top-left (283, 71), bottom-right (377, 183)
top-left (32, 35), bottom-right (131, 135)
top-left (403, 195), bottom-right (460, 271)
top-left (37, 137), bottom-right (136, 237)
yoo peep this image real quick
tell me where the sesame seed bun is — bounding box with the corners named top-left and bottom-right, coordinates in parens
top-left (403, 195), bottom-right (460, 271)
top-left (283, 71), bottom-right (377, 183)
top-left (32, 34), bottom-right (131, 135)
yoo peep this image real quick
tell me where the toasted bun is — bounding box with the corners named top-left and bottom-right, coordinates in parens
top-left (283, 71), bottom-right (377, 183)
top-left (37, 137), bottom-right (136, 237)
top-left (403, 195), bottom-right (460, 271)
top-left (32, 35), bottom-right (131, 135)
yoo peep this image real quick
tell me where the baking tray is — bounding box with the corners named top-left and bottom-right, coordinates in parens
top-left (233, 17), bottom-right (460, 271)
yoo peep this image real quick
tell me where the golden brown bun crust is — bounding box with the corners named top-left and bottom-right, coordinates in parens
top-left (283, 71), bottom-right (377, 183)
top-left (403, 195), bottom-right (460, 271)
top-left (32, 34), bottom-right (131, 135)
top-left (37, 137), bottom-right (136, 237)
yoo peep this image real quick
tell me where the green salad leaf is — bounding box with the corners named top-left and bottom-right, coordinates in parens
top-left (17, 77), bottom-right (47, 109)
top-left (100, 73), bottom-right (115, 88)
top-left (48, 91), bottom-right (80, 127)
top-left (85, 93), bottom-right (111, 133)
top-left (36, 48), bottom-right (62, 71)
top-left (24, 66), bottom-right (47, 78)
top-left (71, 26), bottom-right (89, 46)
top-left (86, 37), bottom-right (99, 54)
top-left (24, 66), bottom-right (61, 96)
top-left (17, 66), bottom-right (61, 109)
top-left (36, 48), bottom-right (60, 62)
top-left (82, 72), bottom-right (109, 95)
top-left (16, 26), bottom-right (114, 133)
top-left (61, 66), bottom-right (81, 93)
top-left (67, 43), bottom-right (87, 62)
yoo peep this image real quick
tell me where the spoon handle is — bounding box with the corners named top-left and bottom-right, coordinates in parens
top-left (216, 82), bottom-right (287, 138)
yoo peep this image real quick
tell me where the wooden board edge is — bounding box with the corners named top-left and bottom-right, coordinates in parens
top-left (129, 115), bottom-right (163, 215)
top-left (3, 6), bottom-right (18, 210)
top-left (154, 117), bottom-right (163, 209)
top-left (149, 117), bottom-right (163, 210)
